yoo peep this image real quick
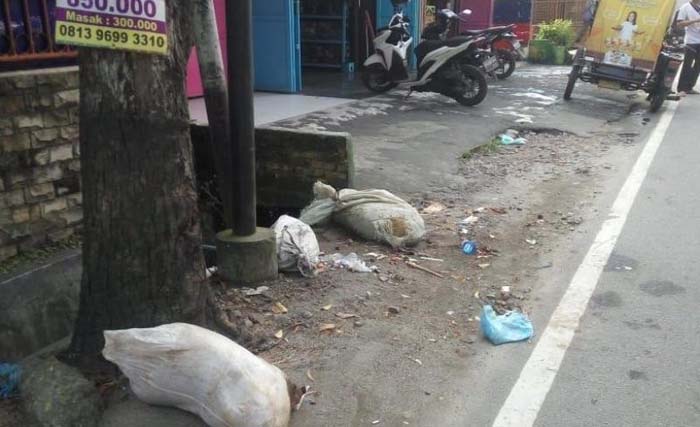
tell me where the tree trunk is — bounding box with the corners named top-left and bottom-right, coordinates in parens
top-left (69, 0), bottom-right (207, 356)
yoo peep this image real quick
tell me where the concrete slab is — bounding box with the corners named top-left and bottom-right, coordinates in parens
top-left (189, 93), bottom-right (354, 127)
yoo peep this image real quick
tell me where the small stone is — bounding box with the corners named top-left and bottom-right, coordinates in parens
top-left (231, 310), bottom-right (243, 318)
top-left (243, 319), bottom-right (254, 328)
top-left (388, 306), bottom-right (401, 314)
top-left (301, 310), bottom-right (314, 319)
top-left (466, 335), bottom-right (477, 344)
top-left (353, 320), bottom-right (364, 327)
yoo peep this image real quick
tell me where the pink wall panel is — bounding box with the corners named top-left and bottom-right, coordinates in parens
top-left (186, 0), bottom-right (228, 98)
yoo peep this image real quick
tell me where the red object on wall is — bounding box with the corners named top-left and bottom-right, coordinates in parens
top-left (186, 0), bottom-right (227, 98)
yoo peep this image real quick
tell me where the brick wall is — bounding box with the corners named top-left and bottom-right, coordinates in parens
top-left (0, 67), bottom-right (82, 261)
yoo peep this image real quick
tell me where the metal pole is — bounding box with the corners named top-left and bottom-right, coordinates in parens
top-left (227, 0), bottom-right (257, 236)
top-left (193, 0), bottom-right (232, 228)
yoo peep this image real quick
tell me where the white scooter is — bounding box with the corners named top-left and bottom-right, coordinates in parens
top-left (362, 3), bottom-right (488, 106)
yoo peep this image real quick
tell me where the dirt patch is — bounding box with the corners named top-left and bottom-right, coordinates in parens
top-left (202, 127), bottom-right (640, 426)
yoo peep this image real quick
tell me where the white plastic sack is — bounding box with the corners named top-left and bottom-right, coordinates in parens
top-left (103, 323), bottom-right (294, 427)
top-left (272, 215), bottom-right (320, 276)
top-left (300, 182), bottom-right (425, 248)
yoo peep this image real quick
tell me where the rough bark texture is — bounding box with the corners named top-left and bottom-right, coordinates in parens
top-left (69, 0), bottom-right (207, 355)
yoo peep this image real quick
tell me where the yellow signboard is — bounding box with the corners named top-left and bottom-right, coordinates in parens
top-left (585, 0), bottom-right (675, 69)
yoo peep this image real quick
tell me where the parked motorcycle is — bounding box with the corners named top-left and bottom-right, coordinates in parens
top-left (423, 9), bottom-right (513, 79)
top-left (462, 24), bottom-right (525, 79)
top-left (362, 4), bottom-right (488, 106)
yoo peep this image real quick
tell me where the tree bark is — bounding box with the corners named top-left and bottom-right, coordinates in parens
top-left (69, 0), bottom-right (207, 355)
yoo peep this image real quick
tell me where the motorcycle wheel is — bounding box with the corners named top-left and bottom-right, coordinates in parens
top-left (564, 49), bottom-right (583, 100)
top-left (453, 64), bottom-right (488, 107)
top-left (649, 88), bottom-right (667, 112)
top-left (495, 49), bottom-right (516, 80)
top-left (362, 64), bottom-right (398, 93)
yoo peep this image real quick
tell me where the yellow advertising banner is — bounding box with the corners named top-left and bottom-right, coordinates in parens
top-left (585, 0), bottom-right (676, 69)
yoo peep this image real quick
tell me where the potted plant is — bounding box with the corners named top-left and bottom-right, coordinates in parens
top-left (529, 19), bottom-right (575, 65)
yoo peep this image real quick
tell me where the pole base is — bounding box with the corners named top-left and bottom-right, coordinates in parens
top-left (215, 228), bottom-right (278, 285)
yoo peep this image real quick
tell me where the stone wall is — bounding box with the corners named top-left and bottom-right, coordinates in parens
top-left (0, 67), bottom-right (82, 261)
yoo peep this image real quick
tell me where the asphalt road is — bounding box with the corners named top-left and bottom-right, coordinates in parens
top-left (531, 95), bottom-right (700, 426)
top-left (439, 90), bottom-right (699, 427)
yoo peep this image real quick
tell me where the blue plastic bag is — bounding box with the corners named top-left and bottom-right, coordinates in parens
top-left (0, 363), bottom-right (21, 398)
top-left (480, 305), bottom-right (534, 345)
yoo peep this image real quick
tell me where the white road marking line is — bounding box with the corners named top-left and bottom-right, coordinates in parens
top-left (492, 100), bottom-right (679, 427)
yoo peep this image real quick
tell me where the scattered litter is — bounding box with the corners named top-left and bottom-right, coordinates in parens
top-left (322, 253), bottom-right (377, 273)
top-left (428, 338), bottom-right (437, 343)
top-left (406, 261), bottom-right (445, 278)
top-left (536, 262), bottom-right (553, 269)
top-left (335, 313), bottom-right (359, 319)
top-left (474, 291), bottom-right (480, 299)
top-left (480, 305), bottom-right (534, 345)
top-left (322, 304), bottom-right (333, 311)
top-left (102, 323), bottom-right (293, 427)
top-left (489, 207), bottom-right (507, 214)
top-left (378, 275), bottom-right (390, 282)
top-left (478, 263), bottom-right (491, 269)
top-left (274, 330), bottom-right (284, 339)
top-left (411, 358), bottom-right (423, 366)
top-left (300, 182), bottom-right (426, 248)
top-left (306, 369), bottom-right (316, 382)
top-left (243, 286), bottom-right (270, 297)
top-left (459, 215), bottom-right (480, 225)
top-left (372, 420), bottom-right (381, 425)
top-left (365, 252), bottom-right (387, 261)
top-left (422, 202), bottom-right (447, 214)
top-left (388, 306), bottom-right (401, 314)
top-left (499, 134), bottom-right (527, 145)
top-left (420, 256), bottom-right (444, 262)
top-left (623, 266), bottom-right (633, 271)
top-left (461, 240), bottom-right (478, 255)
top-left (205, 266), bottom-right (218, 278)
top-left (272, 215), bottom-right (321, 276)
top-left (446, 311), bottom-right (455, 316)
top-left (272, 302), bottom-right (288, 314)
top-left (526, 239), bottom-right (537, 245)
top-left (319, 324), bottom-right (337, 333)
top-left (401, 294), bottom-right (411, 299)
top-left (0, 363), bottom-right (21, 398)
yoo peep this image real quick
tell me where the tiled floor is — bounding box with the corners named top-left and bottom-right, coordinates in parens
top-left (189, 92), bottom-right (353, 127)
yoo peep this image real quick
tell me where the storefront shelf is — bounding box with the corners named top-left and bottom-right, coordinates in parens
top-left (302, 63), bottom-right (343, 69)
top-left (301, 15), bottom-right (343, 20)
top-left (302, 39), bottom-right (343, 45)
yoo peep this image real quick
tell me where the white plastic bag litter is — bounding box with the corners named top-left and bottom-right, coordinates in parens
top-left (323, 253), bottom-right (377, 273)
top-left (103, 323), bottom-right (294, 427)
top-left (272, 215), bottom-right (320, 276)
top-left (300, 182), bottom-right (425, 248)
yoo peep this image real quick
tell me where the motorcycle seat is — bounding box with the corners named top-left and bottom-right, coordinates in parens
top-left (415, 36), bottom-right (475, 63)
top-left (461, 25), bottom-right (514, 36)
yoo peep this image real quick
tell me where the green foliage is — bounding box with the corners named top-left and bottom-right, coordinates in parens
top-left (536, 19), bottom-right (575, 47)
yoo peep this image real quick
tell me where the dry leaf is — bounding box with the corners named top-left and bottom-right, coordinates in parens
top-left (335, 312), bottom-right (359, 319)
top-left (272, 302), bottom-right (288, 314)
top-left (321, 304), bottom-right (333, 311)
top-left (422, 202), bottom-right (446, 214)
top-left (319, 323), bottom-right (337, 333)
top-left (274, 330), bottom-right (284, 339)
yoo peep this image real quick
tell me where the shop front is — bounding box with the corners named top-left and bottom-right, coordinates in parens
top-left (186, 0), bottom-right (421, 97)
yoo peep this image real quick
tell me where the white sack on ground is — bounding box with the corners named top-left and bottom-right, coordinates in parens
top-left (300, 182), bottom-right (425, 248)
top-left (272, 215), bottom-right (320, 276)
top-left (103, 323), bottom-right (294, 427)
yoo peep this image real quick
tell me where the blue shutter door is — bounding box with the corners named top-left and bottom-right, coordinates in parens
top-left (253, 0), bottom-right (302, 93)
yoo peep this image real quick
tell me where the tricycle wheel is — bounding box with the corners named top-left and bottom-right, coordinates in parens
top-left (564, 65), bottom-right (581, 100)
top-left (649, 89), bottom-right (667, 112)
